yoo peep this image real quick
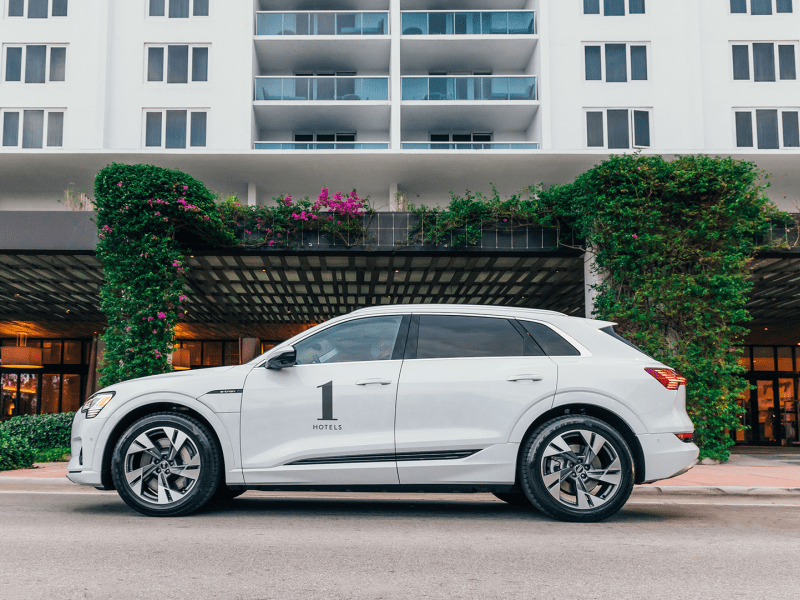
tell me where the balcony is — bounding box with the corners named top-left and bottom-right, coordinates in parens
top-left (402, 77), bottom-right (537, 101)
top-left (255, 77), bottom-right (390, 101)
top-left (255, 142), bottom-right (390, 150)
top-left (401, 11), bottom-right (535, 35)
top-left (402, 142), bottom-right (539, 150)
top-left (256, 12), bottom-right (389, 36)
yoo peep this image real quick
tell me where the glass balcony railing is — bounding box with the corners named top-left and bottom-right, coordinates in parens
top-left (256, 12), bottom-right (389, 36)
top-left (402, 77), bottom-right (537, 101)
top-left (254, 142), bottom-right (390, 150)
top-left (401, 12), bottom-right (535, 35)
top-left (255, 77), bottom-right (390, 101)
top-left (402, 142), bottom-right (539, 150)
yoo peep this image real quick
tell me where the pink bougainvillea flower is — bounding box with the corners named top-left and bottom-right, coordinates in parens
top-left (116, 182), bottom-right (123, 187)
top-left (632, 234), bottom-right (638, 239)
top-left (157, 312), bottom-right (166, 319)
top-left (179, 295), bottom-right (188, 302)
top-left (148, 316), bottom-right (154, 322)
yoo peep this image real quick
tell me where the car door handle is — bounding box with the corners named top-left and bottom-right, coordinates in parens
top-left (356, 379), bottom-right (393, 386)
top-left (507, 375), bottom-right (544, 382)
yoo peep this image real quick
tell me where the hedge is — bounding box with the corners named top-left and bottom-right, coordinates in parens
top-left (0, 413), bottom-right (75, 450)
top-left (0, 430), bottom-right (36, 471)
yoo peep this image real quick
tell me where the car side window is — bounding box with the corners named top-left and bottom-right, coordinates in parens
top-left (294, 316), bottom-right (404, 365)
top-left (518, 321), bottom-right (581, 356)
top-left (415, 315), bottom-right (524, 359)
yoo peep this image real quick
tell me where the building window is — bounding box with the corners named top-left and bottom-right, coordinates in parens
top-left (586, 108), bottom-right (651, 149)
top-left (732, 42), bottom-right (797, 81)
top-left (584, 0), bottom-right (645, 15)
top-left (585, 43), bottom-right (649, 81)
top-left (143, 109), bottom-right (207, 148)
top-left (735, 108), bottom-right (800, 148)
top-left (7, 0), bottom-right (67, 18)
top-left (146, 45), bottom-right (208, 83)
top-left (731, 0), bottom-right (793, 13)
top-left (4, 45), bottom-right (67, 83)
top-left (148, 0), bottom-right (208, 17)
top-left (1, 108), bottom-right (64, 148)
top-left (293, 132), bottom-right (356, 147)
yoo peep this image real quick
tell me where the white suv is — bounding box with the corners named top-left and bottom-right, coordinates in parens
top-left (67, 305), bottom-right (698, 522)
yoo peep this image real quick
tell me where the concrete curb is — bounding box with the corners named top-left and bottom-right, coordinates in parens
top-left (0, 476), bottom-right (73, 485)
top-left (634, 485), bottom-right (800, 496)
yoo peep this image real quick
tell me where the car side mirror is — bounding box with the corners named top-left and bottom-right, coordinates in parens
top-left (266, 347), bottom-right (296, 370)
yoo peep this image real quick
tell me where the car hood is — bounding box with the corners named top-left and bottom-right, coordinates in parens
top-left (96, 364), bottom-right (252, 404)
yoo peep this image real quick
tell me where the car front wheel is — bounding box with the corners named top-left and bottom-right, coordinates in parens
top-left (519, 415), bottom-right (634, 523)
top-left (111, 412), bottom-right (221, 517)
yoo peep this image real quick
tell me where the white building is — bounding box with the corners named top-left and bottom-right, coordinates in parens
top-left (0, 0), bottom-right (799, 210)
top-left (1, 1), bottom-right (799, 444)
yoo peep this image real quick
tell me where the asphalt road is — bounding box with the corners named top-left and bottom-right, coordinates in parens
top-left (1, 487), bottom-right (799, 600)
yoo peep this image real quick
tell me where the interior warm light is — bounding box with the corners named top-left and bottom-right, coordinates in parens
top-left (172, 348), bottom-right (191, 371)
top-left (1, 346), bottom-right (43, 369)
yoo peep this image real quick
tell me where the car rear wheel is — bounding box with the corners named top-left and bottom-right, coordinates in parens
top-left (519, 415), bottom-right (634, 523)
top-left (111, 412), bottom-right (221, 517)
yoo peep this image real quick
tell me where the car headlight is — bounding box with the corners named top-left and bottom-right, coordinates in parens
top-left (82, 392), bottom-right (115, 418)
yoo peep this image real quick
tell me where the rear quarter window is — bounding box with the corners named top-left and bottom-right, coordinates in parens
top-left (517, 321), bottom-right (581, 356)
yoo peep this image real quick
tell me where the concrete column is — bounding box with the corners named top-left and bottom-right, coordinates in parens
top-left (583, 248), bottom-right (603, 319)
top-left (389, 0), bottom-right (401, 150)
top-left (247, 183), bottom-right (257, 206)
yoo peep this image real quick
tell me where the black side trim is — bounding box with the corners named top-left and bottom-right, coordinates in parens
top-left (404, 314), bottom-right (420, 360)
top-left (206, 389), bottom-right (243, 395)
top-left (287, 449), bottom-right (482, 466)
top-left (391, 314), bottom-right (412, 360)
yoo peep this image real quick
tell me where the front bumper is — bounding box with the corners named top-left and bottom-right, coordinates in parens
top-left (638, 433), bottom-right (699, 483)
top-left (65, 469), bottom-right (103, 486)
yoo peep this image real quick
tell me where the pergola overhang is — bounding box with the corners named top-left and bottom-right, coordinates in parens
top-left (1, 212), bottom-right (798, 343)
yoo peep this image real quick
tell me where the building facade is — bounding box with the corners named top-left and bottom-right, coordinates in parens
top-left (0, 0), bottom-right (799, 444)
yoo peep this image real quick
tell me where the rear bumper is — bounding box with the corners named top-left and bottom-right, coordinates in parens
top-left (637, 433), bottom-right (699, 483)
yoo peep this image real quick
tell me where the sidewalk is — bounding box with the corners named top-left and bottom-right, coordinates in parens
top-left (2, 449), bottom-right (800, 495)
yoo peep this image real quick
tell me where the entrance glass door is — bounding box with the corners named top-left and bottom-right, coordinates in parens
top-left (0, 373), bottom-right (39, 419)
top-left (756, 379), bottom-right (778, 443)
top-left (779, 378), bottom-right (798, 445)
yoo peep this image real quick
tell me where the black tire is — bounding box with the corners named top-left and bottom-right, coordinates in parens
top-left (519, 415), bottom-right (634, 523)
top-left (492, 492), bottom-right (532, 507)
top-left (111, 412), bottom-right (222, 517)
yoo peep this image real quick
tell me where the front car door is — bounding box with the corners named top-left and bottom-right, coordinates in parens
top-left (240, 315), bottom-right (409, 485)
top-left (394, 314), bottom-right (558, 485)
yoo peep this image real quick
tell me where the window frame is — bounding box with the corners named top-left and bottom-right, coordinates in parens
top-left (3, 44), bottom-right (68, 84)
top-left (6, 0), bottom-right (68, 18)
top-left (731, 0), bottom-right (794, 14)
top-left (141, 108), bottom-right (208, 149)
top-left (583, 42), bottom-right (650, 82)
top-left (144, 44), bottom-right (210, 84)
top-left (146, 0), bottom-right (210, 18)
top-left (583, 0), bottom-right (647, 16)
top-left (1, 107), bottom-right (65, 148)
top-left (584, 107), bottom-right (653, 150)
top-left (730, 41), bottom-right (798, 82)
top-left (733, 107), bottom-right (800, 149)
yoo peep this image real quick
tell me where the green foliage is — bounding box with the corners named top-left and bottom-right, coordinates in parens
top-left (216, 189), bottom-right (373, 248)
top-left (539, 154), bottom-right (791, 460)
top-left (94, 164), bottom-right (238, 387)
top-left (35, 447), bottom-right (72, 462)
top-left (405, 186), bottom-right (553, 247)
top-left (0, 413), bottom-right (75, 449)
top-left (0, 429), bottom-right (36, 471)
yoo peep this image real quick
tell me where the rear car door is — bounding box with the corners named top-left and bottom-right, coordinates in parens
top-left (240, 315), bottom-right (409, 485)
top-left (394, 314), bottom-right (558, 484)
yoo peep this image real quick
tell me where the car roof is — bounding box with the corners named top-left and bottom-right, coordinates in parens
top-left (347, 304), bottom-right (567, 319)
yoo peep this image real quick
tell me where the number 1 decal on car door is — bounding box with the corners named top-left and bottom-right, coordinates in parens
top-left (317, 381), bottom-right (336, 421)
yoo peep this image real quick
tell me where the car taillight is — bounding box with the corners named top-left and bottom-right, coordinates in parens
top-left (645, 367), bottom-right (687, 390)
top-left (675, 433), bottom-right (694, 443)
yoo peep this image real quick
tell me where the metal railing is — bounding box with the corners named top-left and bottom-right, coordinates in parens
top-left (254, 142), bottom-right (390, 150)
top-left (255, 77), bottom-right (390, 101)
top-left (256, 12), bottom-right (389, 36)
top-left (401, 11), bottom-right (535, 35)
top-left (402, 142), bottom-right (539, 150)
top-left (402, 76), bottom-right (537, 101)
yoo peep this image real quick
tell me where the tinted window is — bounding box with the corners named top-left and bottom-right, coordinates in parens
top-left (295, 316), bottom-right (403, 365)
top-left (416, 315), bottom-right (523, 359)
top-left (518, 321), bottom-right (580, 356)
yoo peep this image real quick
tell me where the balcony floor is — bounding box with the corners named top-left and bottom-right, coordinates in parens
top-left (255, 37), bottom-right (391, 75)
top-left (253, 102), bottom-right (390, 132)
